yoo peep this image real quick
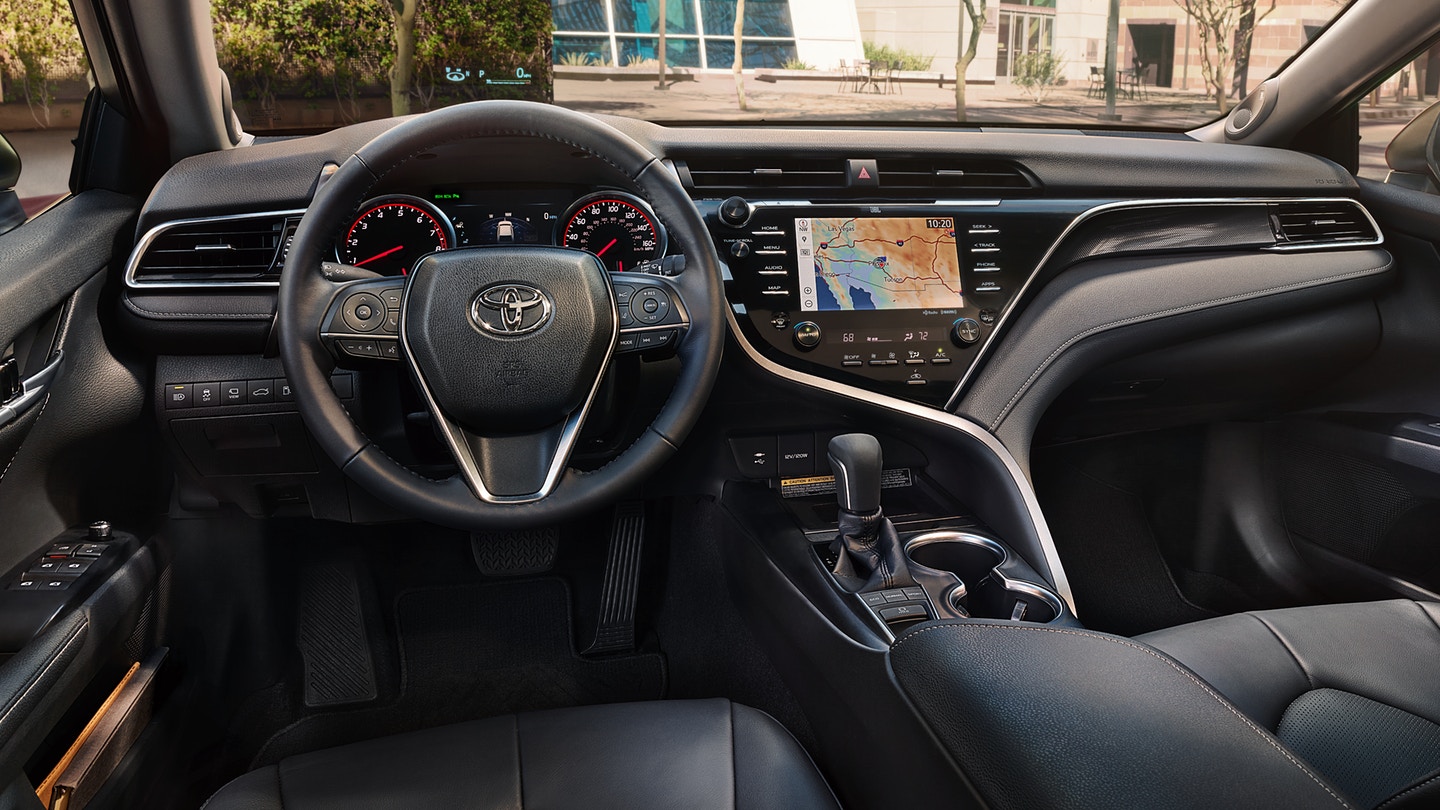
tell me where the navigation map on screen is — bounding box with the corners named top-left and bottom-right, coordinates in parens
top-left (796, 217), bottom-right (963, 312)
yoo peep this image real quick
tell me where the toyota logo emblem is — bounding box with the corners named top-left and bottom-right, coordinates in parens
top-left (470, 284), bottom-right (553, 336)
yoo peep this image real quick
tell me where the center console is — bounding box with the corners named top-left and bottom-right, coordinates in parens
top-left (703, 198), bottom-right (1079, 406)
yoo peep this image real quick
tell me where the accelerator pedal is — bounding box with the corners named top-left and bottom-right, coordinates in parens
top-left (584, 502), bottom-right (647, 656)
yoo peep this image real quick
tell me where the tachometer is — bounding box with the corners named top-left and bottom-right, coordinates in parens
top-left (339, 195), bottom-right (455, 276)
top-left (560, 192), bottom-right (666, 273)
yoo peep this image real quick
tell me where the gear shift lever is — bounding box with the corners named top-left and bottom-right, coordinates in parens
top-left (828, 434), bottom-right (914, 592)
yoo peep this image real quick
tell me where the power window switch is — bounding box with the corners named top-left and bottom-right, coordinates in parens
top-left (53, 559), bottom-right (92, 576)
top-left (75, 543), bottom-right (107, 558)
top-left (46, 543), bottom-right (78, 557)
top-left (28, 559), bottom-right (65, 576)
top-left (9, 578), bottom-right (39, 591)
top-left (38, 579), bottom-right (73, 591)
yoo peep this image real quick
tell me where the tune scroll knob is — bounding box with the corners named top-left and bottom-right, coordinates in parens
top-left (718, 196), bottom-right (754, 228)
top-left (951, 318), bottom-right (982, 346)
top-left (793, 321), bottom-right (822, 350)
top-left (729, 240), bottom-right (752, 259)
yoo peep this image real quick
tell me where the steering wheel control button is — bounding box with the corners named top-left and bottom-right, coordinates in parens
top-left (164, 384), bottom-right (192, 409)
top-left (728, 436), bottom-right (777, 479)
top-left (342, 292), bottom-right (387, 332)
top-left (718, 196), bottom-right (753, 228)
top-left (792, 321), bottom-right (822, 350)
top-left (630, 288), bottom-right (670, 325)
top-left (637, 329), bottom-right (676, 351)
top-left (384, 310), bottom-right (401, 332)
top-left (379, 340), bottom-right (401, 359)
top-left (951, 318), bottom-right (982, 346)
top-left (380, 288), bottom-right (403, 309)
top-left (338, 339), bottom-right (380, 358)
top-left (613, 284), bottom-right (635, 305)
top-left (618, 306), bottom-right (635, 327)
top-left (617, 333), bottom-right (640, 353)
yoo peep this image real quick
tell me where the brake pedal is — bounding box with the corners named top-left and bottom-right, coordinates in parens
top-left (471, 527), bottom-right (558, 576)
top-left (584, 502), bottom-right (646, 656)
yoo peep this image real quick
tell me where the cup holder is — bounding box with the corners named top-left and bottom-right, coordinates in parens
top-left (905, 532), bottom-right (1062, 623)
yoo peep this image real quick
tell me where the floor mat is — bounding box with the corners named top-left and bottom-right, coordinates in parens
top-left (252, 577), bottom-right (665, 766)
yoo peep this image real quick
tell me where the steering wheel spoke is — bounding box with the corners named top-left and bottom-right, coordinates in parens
top-left (428, 407), bottom-right (590, 503)
top-left (318, 275), bottom-right (407, 363)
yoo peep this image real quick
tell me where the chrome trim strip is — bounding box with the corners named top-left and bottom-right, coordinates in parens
top-left (398, 271), bottom-right (620, 505)
top-left (0, 351), bottom-right (63, 428)
top-left (904, 530), bottom-right (1066, 620)
top-left (124, 209), bottom-right (306, 289)
top-left (723, 303), bottom-right (1078, 612)
top-left (944, 195), bottom-right (1384, 411)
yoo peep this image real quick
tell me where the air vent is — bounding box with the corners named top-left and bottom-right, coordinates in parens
top-left (128, 211), bottom-right (302, 285)
top-left (680, 157), bottom-right (846, 195)
top-left (878, 158), bottom-right (1039, 193)
top-left (1268, 201), bottom-right (1378, 247)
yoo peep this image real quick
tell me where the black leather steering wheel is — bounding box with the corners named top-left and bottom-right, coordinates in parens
top-left (279, 101), bottom-right (724, 530)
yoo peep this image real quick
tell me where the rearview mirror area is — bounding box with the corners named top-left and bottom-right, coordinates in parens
top-left (0, 134), bottom-right (22, 236)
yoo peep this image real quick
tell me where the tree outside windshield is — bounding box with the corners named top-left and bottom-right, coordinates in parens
top-left (199, 0), bottom-right (1354, 130)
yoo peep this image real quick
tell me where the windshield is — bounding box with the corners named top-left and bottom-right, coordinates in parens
top-left (203, 1), bottom-right (1342, 131)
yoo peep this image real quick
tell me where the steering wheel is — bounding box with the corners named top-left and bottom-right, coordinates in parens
top-left (278, 101), bottom-right (724, 530)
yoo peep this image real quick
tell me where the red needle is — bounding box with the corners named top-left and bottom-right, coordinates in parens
top-left (595, 238), bottom-right (619, 257)
top-left (354, 245), bottom-right (404, 267)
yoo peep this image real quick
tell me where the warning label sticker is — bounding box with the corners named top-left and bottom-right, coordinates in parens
top-left (779, 468), bottom-right (914, 499)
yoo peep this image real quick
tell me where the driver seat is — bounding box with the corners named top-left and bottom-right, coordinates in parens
top-left (202, 699), bottom-right (839, 810)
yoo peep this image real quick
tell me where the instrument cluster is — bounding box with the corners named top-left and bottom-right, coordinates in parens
top-left (337, 187), bottom-right (668, 276)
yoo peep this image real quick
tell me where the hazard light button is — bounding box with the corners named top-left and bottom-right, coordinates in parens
top-left (846, 159), bottom-right (879, 187)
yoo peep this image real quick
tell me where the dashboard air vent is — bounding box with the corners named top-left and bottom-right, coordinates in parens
top-left (1268, 201), bottom-right (1378, 247)
top-left (878, 159), bottom-right (1039, 193)
top-left (679, 157), bottom-right (846, 194)
top-left (129, 212), bottom-right (300, 284)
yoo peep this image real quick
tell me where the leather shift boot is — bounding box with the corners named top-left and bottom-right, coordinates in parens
top-left (831, 508), bottom-right (915, 592)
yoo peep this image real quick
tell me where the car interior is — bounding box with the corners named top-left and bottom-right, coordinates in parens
top-left (4, 0), bottom-right (1440, 807)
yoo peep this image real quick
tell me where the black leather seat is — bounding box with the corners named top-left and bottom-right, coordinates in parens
top-left (1138, 599), bottom-right (1440, 810)
top-left (202, 699), bottom-right (839, 810)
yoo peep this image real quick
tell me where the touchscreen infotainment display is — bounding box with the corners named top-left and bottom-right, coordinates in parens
top-left (795, 216), bottom-right (963, 312)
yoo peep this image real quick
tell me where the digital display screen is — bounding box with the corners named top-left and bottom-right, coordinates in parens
top-left (796, 217), bottom-right (963, 312)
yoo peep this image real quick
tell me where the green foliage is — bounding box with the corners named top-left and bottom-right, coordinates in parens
top-left (558, 52), bottom-right (601, 67)
top-left (412, 0), bottom-right (553, 105)
top-left (862, 42), bottom-right (933, 72)
top-left (781, 58), bottom-right (815, 71)
top-left (1011, 50), bottom-right (1065, 101)
top-left (211, 0), bottom-right (552, 125)
top-left (0, 0), bottom-right (88, 126)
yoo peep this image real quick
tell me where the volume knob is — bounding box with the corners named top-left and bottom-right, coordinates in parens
top-left (718, 196), bottom-right (753, 228)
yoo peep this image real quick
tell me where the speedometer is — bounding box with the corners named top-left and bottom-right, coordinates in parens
top-left (339, 195), bottom-right (455, 276)
top-left (560, 192), bottom-right (666, 273)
